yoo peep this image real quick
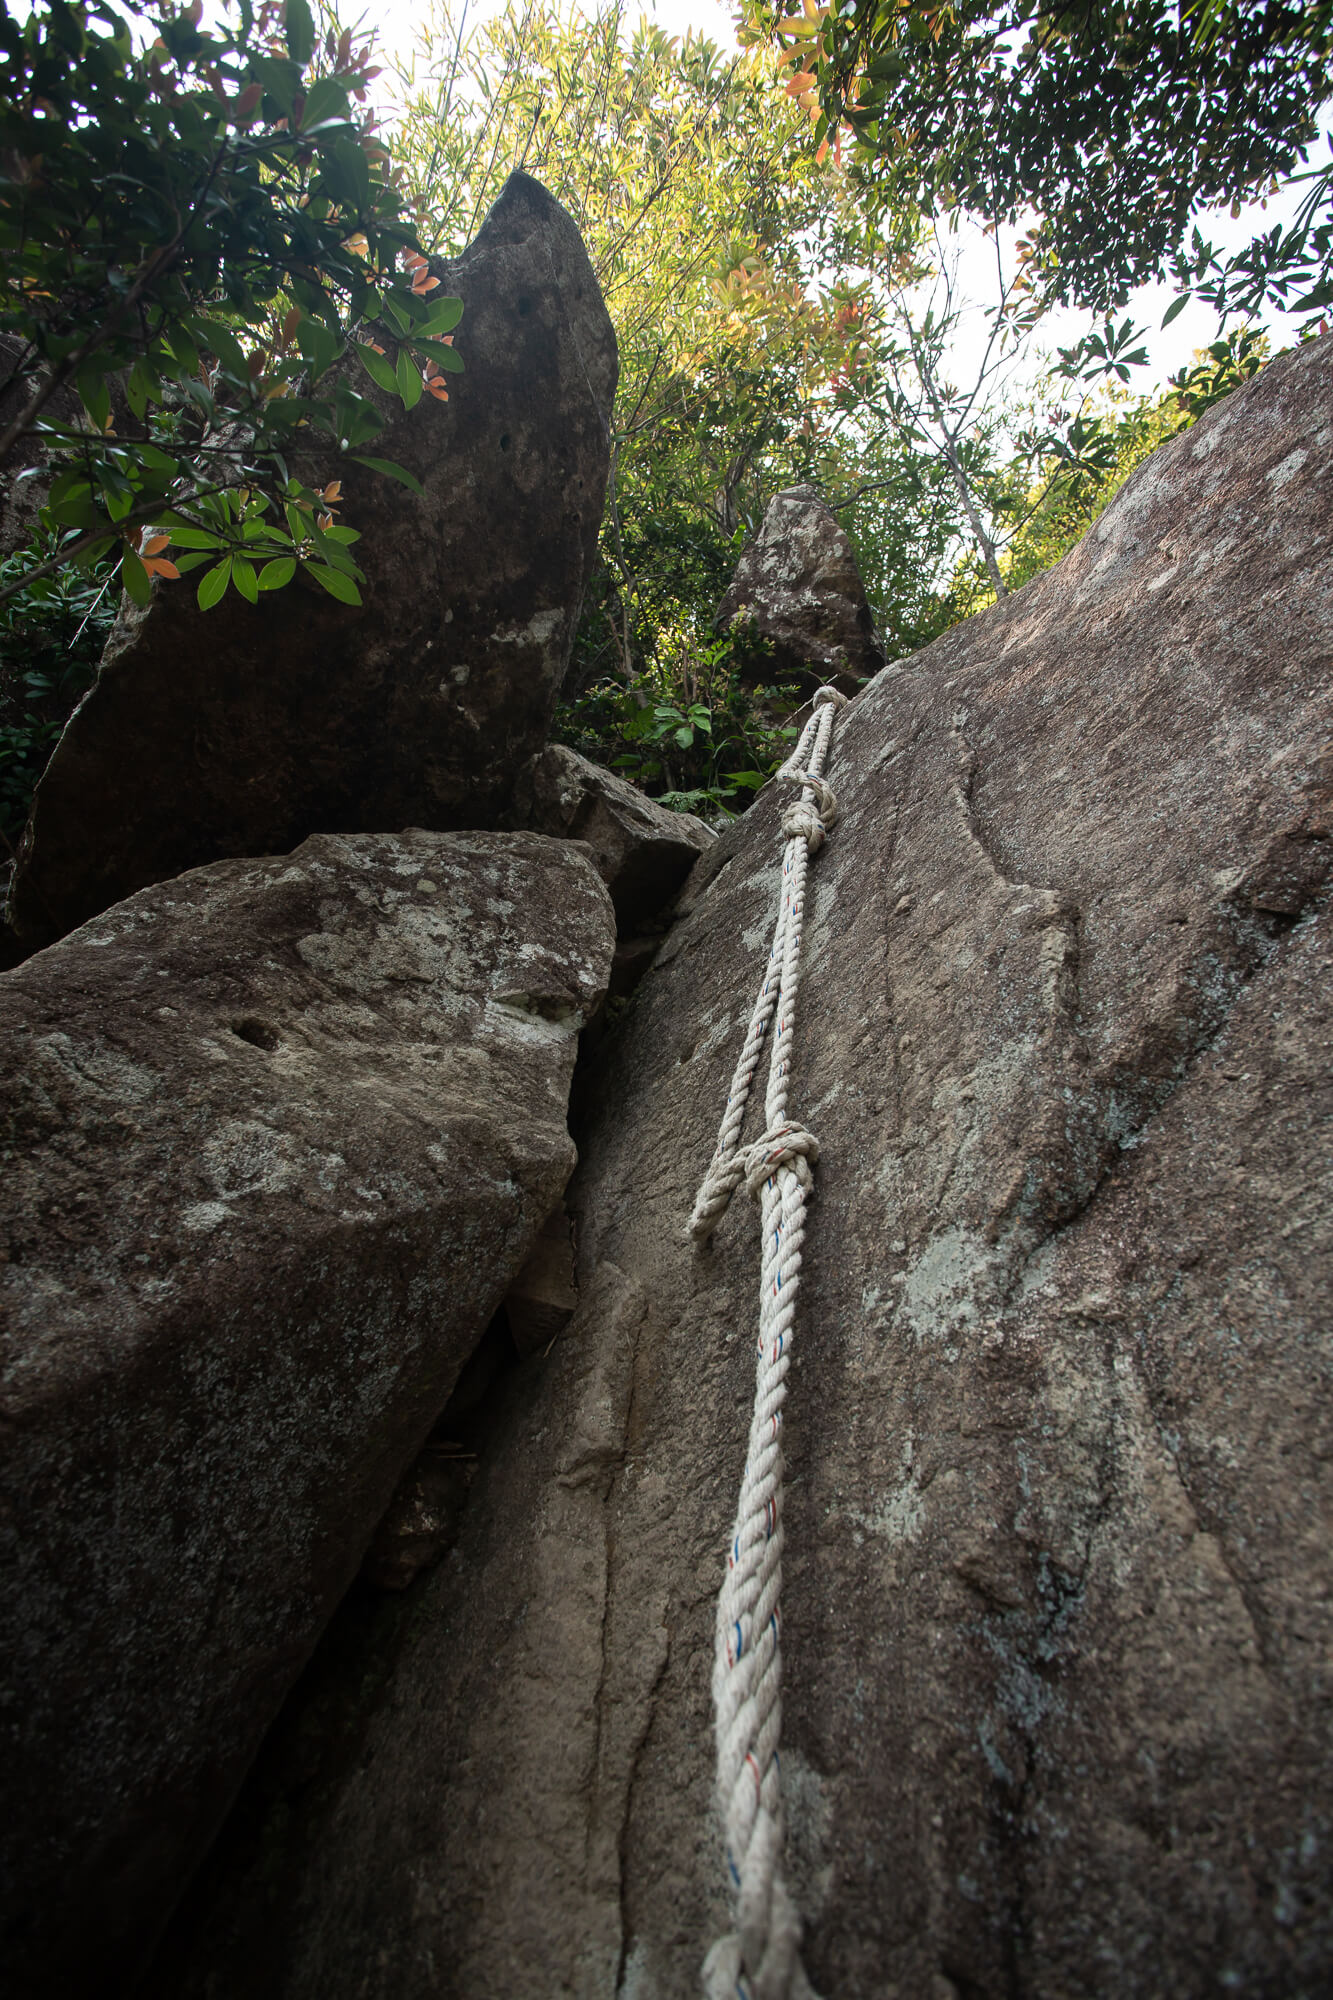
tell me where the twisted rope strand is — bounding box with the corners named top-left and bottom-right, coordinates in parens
top-left (690, 686), bottom-right (848, 2000)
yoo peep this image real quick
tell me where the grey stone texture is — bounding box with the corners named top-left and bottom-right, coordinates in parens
top-left (507, 741), bottom-right (714, 927)
top-left (145, 334), bottom-right (1332, 1998)
top-left (715, 482), bottom-right (885, 686)
top-left (5, 173), bottom-right (618, 954)
top-left (0, 828), bottom-right (615, 1998)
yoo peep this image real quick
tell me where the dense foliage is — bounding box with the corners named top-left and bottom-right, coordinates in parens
top-left (0, 0), bottom-right (464, 614)
top-left (0, 0), bottom-right (1326, 841)
top-left (743, 0), bottom-right (1333, 315)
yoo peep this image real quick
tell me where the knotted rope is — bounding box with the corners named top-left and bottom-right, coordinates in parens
top-left (689, 685), bottom-right (849, 2000)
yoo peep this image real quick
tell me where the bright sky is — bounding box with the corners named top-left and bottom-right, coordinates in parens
top-left (369, 0), bottom-right (742, 58)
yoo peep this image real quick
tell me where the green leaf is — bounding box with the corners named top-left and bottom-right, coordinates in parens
top-left (163, 527), bottom-right (226, 549)
top-left (350, 454), bottom-right (424, 494)
top-left (299, 75), bottom-right (350, 131)
top-left (408, 335), bottom-right (463, 371)
top-left (322, 138), bottom-right (372, 213)
top-left (75, 361), bottom-right (111, 433)
top-left (308, 563), bottom-right (362, 605)
top-left (356, 344), bottom-right (399, 394)
top-left (165, 325), bottom-right (200, 375)
top-left (296, 317), bottom-right (342, 380)
top-left (1161, 291), bottom-right (1190, 328)
top-left (126, 356), bottom-right (157, 420)
top-left (258, 558), bottom-right (296, 590)
top-left (232, 557), bottom-right (259, 603)
top-left (285, 0), bottom-right (315, 66)
top-left (120, 548), bottom-right (152, 607)
top-left (197, 558), bottom-right (232, 610)
top-left (395, 348), bottom-right (424, 410)
top-left (418, 297), bottom-right (464, 336)
top-left (188, 316), bottom-right (251, 381)
top-left (72, 535), bottom-right (116, 569)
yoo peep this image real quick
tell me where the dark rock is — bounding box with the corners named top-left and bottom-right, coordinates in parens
top-left (4, 173), bottom-right (617, 956)
top-left (503, 1203), bottom-right (578, 1356)
top-left (150, 337), bottom-right (1333, 1996)
top-left (0, 827), bottom-right (614, 1998)
top-left (714, 482), bottom-right (884, 688)
top-left (507, 741), bottom-right (714, 927)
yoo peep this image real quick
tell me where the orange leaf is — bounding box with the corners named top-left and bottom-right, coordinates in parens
top-left (143, 558), bottom-right (180, 580)
top-left (234, 81), bottom-right (262, 122)
top-left (282, 306), bottom-right (302, 346)
top-left (425, 379), bottom-right (449, 400)
top-left (142, 533), bottom-right (171, 557)
top-left (322, 480), bottom-right (342, 502)
top-left (412, 273), bottom-right (441, 294)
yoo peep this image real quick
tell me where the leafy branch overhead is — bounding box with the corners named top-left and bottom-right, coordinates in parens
top-left (742, 0), bottom-right (1333, 320)
top-left (0, 0), bottom-right (465, 612)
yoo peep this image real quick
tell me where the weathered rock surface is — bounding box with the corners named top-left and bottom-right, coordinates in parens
top-left (5, 173), bottom-right (617, 955)
top-left (148, 336), bottom-right (1333, 1997)
top-left (0, 827), bottom-right (614, 1998)
top-left (508, 741), bottom-right (714, 926)
top-left (715, 482), bottom-right (885, 687)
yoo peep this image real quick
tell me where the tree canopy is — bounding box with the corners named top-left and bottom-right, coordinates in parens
top-left (743, 0), bottom-right (1333, 312)
top-left (0, 0), bottom-right (1328, 842)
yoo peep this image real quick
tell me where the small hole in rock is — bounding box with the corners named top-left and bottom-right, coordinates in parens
top-left (517, 295), bottom-right (532, 316)
top-left (499, 433), bottom-right (512, 452)
top-left (232, 1017), bottom-right (280, 1052)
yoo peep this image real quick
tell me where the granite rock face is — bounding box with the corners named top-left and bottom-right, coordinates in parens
top-left (5, 173), bottom-right (618, 954)
top-left (715, 482), bottom-right (885, 687)
top-left (507, 741), bottom-right (714, 927)
top-left (0, 828), bottom-right (614, 1998)
top-left (148, 336), bottom-right (1333, 1997)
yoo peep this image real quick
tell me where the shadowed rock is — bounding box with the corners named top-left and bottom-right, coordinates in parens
top-left (4, 173), bottom-right (617, 956)
top-left (146, 338), bottom-right (1332, 1997)
top-left (507, 741), bottom-right (714, 927)
top-left (0, 828), bottom-right (614, 1998)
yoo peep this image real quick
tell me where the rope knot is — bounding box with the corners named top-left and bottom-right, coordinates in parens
top-left (779, 801), bottom-right (826, 851)
top-left (813, 684), bottom-right (850, 710)
top-left (768, 756), bottom-right (832, 836)
top-left (742, 1123), bottom-right (821, 1200)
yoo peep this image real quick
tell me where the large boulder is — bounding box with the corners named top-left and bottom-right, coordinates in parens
top-left (148, 335), bottom-right (1333, 1996)
top-left (715, 482), bottom-right (885, 687)
top-left (507, 741), bottom-right (714, 927)
top-left (4, 173), bottom-right (617, 956)
top-left (0, 828), bottom-right (615, 1998)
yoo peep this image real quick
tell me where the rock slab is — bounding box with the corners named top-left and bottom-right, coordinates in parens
top-left (0, 828), bottom-right (615, 1997)
top-left (5, 173), bottom-right (618, 954)
top-left (147, 336), bottom-right (1333, 1996)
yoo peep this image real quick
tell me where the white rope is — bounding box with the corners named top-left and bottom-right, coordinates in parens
top-left (689, 685), bottom-right (849, 2000)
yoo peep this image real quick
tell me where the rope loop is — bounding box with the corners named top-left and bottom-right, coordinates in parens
top-left (812, 685), bottom-right (850, 711)
top-left (775, 763), bottom-right (837, 831)
top-left (742, 1123), bottom-right (821, 1200)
